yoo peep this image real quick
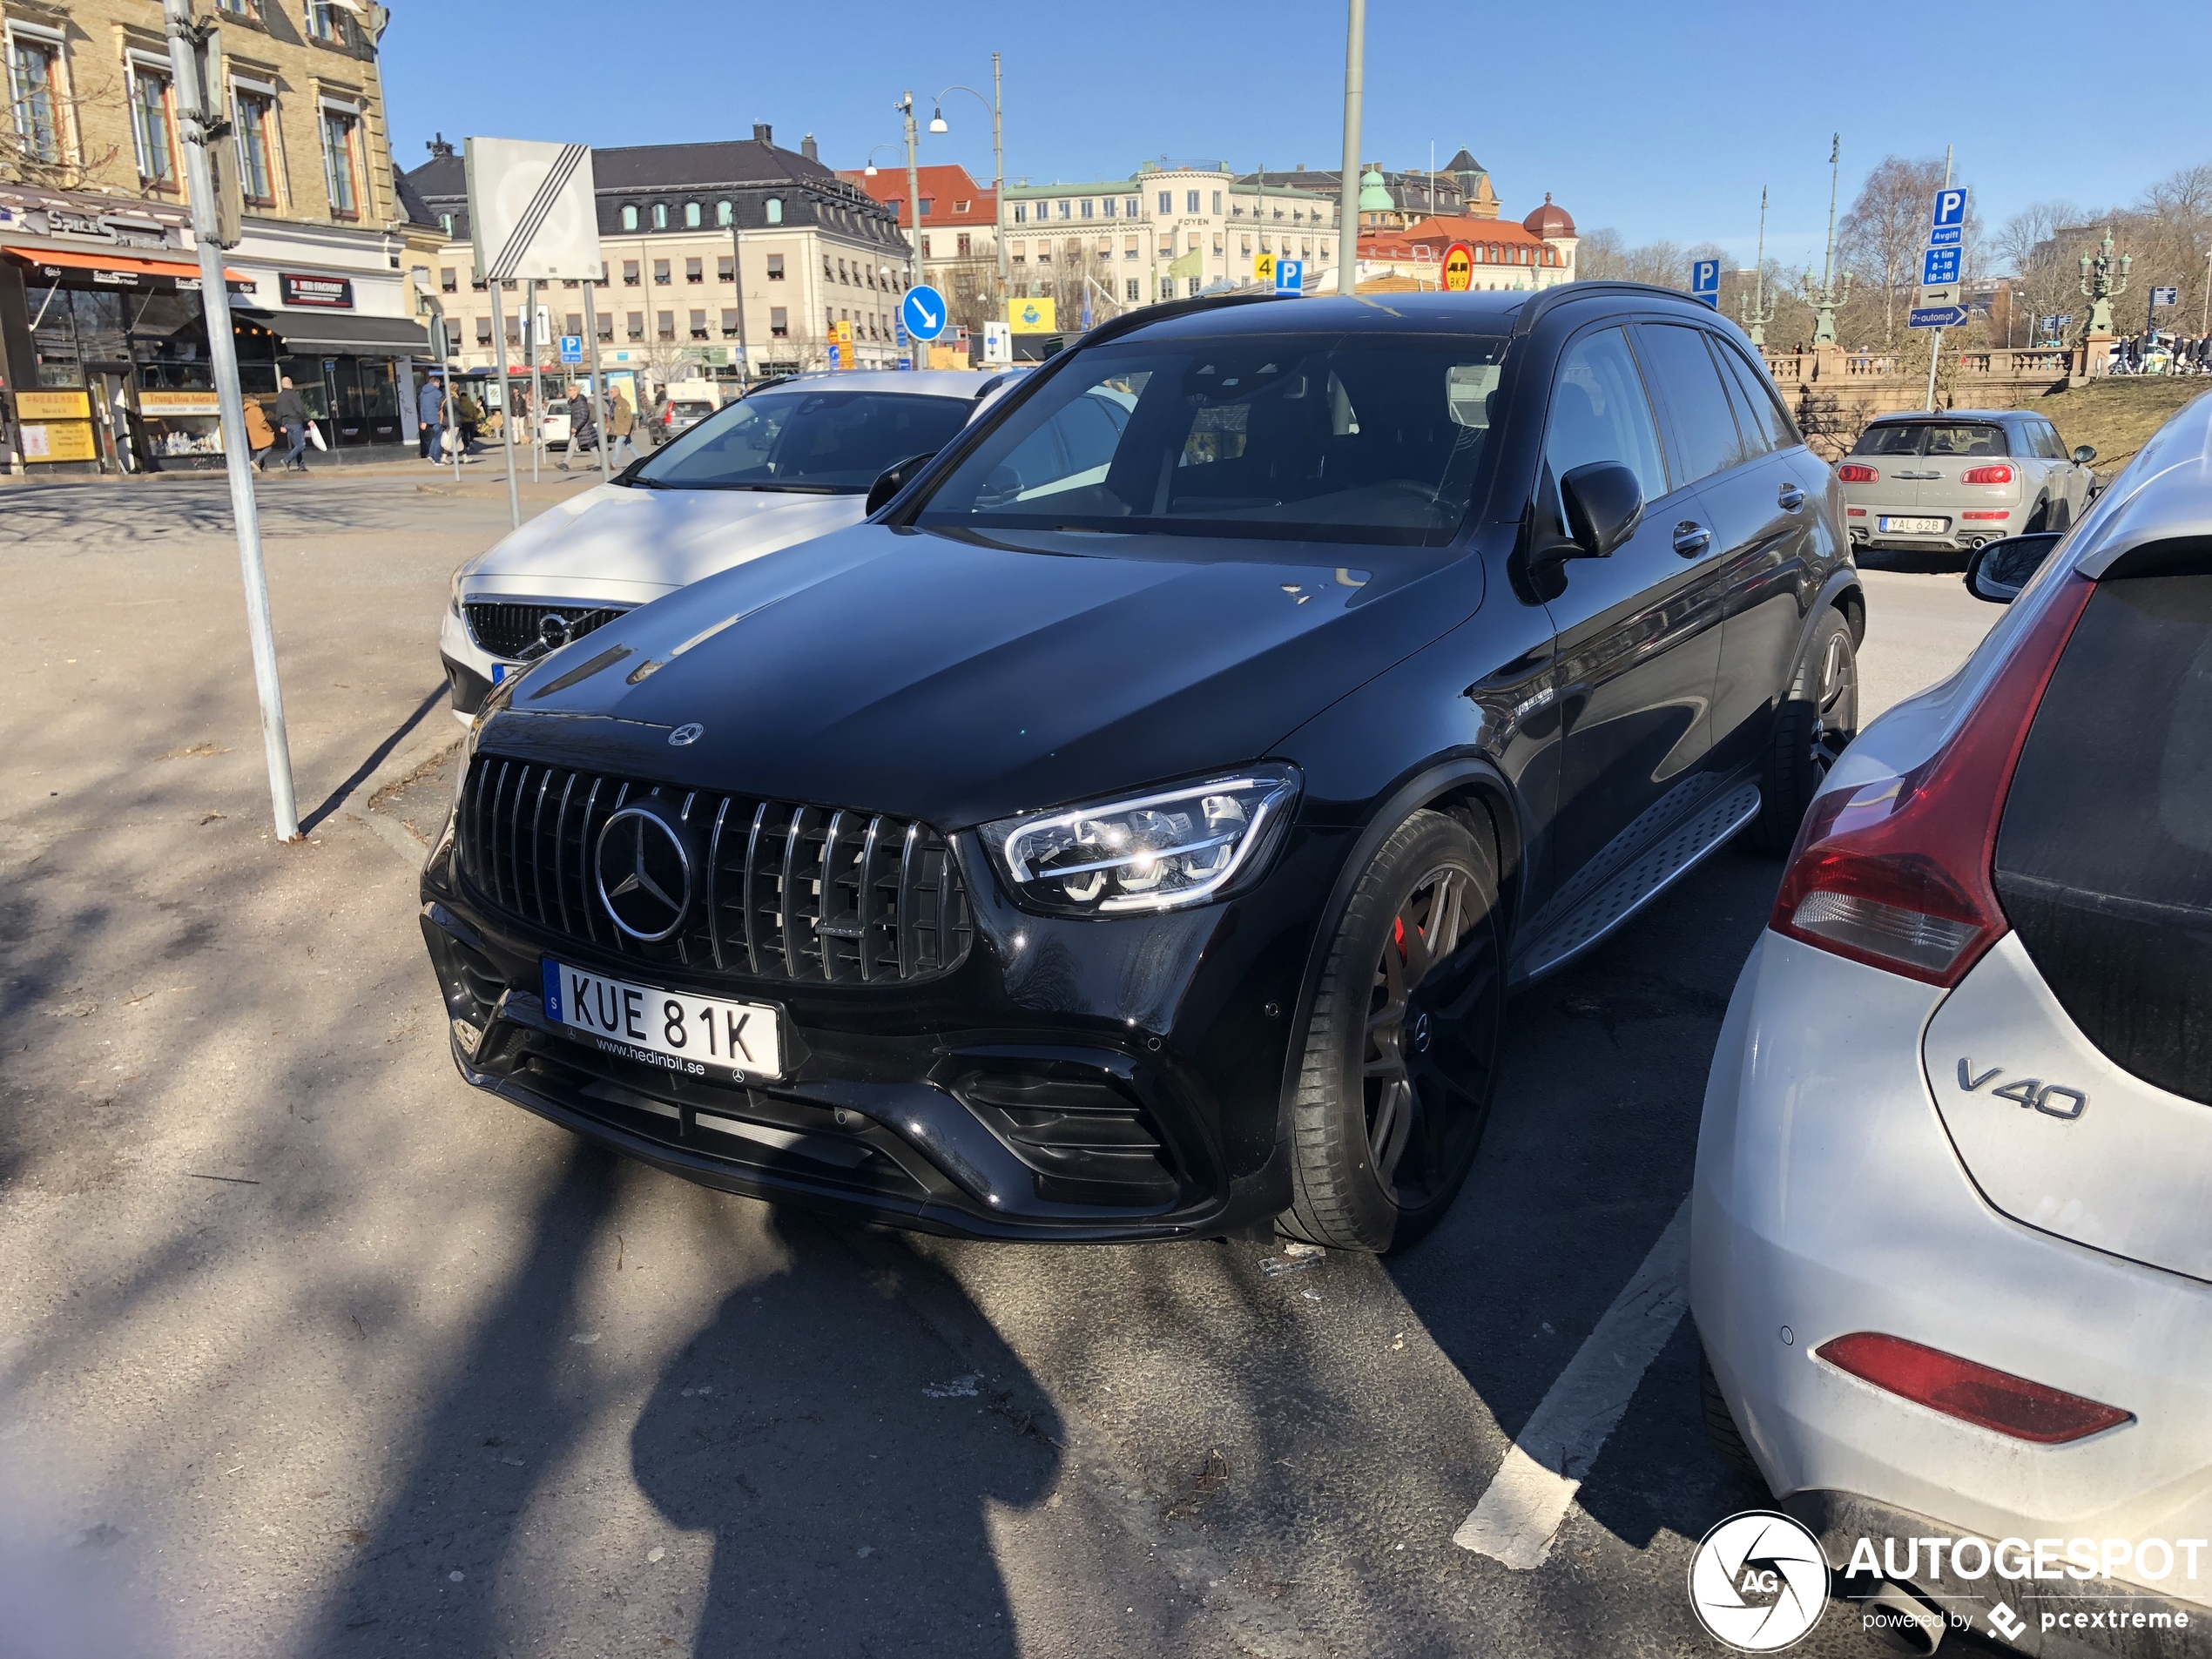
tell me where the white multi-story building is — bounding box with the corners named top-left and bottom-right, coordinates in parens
top-left (1000, 160), bottom-right (1339, 320)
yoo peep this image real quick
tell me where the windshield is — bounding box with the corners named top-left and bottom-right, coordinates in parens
top-left (1851, 421), bottom-right (2008, 458)
top-left (913, 334), bottom-right (1510, 546)
top-left (632, 388), bottom-right (973, 491)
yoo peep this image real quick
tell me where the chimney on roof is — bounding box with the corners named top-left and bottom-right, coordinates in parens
top-left (801, 132), bottom-right (819, 163)
top-left (752, 123), bottom-right (772, 146)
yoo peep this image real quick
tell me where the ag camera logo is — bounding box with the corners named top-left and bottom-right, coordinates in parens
top-left (1688, 1510), bottom-right (1831, 1651)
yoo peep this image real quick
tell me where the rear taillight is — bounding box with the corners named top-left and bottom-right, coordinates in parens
top-left (1960, 510), bottom-right (2010, 521)
top-left (1959, 464), bottom-right (2015, 485)
top-left (1817, 1332), bottom-right (2132, 1444)
top-left (1836, 463), bottom-right (1878, 482)
top-left (1770, 573), bottom-right (2096, 985)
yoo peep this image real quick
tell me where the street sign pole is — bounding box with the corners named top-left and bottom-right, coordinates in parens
top-left (1337, 0), bottom-right (1364, 295)
top-left (162, 0), bottom-right (299, 842)
top-left (583, 285), bottom-right (609, 482)
top-left (489, 282), bottom-right (521, 529)
top-left (526, 280), bottom-right (543, 482)
top-left (1924, 148), bottom-right (1953, 413)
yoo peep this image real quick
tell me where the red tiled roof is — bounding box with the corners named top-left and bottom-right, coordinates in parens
top-left (1359, 212), bottom-right (1548, 260)
top-left (836, 163), bottom-right (995, 228)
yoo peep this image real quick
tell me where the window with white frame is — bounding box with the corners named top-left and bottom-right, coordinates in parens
top-left (7, 25), bottom-right (65, 165)
top-left (319, 102), bottom-right (361, 215)
top-left (128, 56), bottom-right (178, 186)
top-left (303, 3), bottom-right (358, 46)
top-left (233, 82), bottom-right (279, 203)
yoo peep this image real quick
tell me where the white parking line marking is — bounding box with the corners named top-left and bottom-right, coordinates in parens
top-left (1452, 1197), bottom-right (1691, 1568)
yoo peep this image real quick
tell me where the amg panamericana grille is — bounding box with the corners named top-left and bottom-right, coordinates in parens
top-left (459, 755), bottom-right (971, 984)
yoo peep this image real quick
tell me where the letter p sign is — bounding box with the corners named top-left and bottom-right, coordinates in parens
top-left (1932, 189), bottom-right (1967, 230)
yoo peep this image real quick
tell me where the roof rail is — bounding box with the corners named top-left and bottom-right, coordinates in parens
top-left (1509, 280), bottom-right (1710, 336)
top-left (1080, 290), bottom-right (1292, 348)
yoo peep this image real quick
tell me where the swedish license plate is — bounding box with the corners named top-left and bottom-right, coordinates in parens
top-left (543, 960), bottom-right (783, 1081)
top-left (1878, 516), bottom-right (1949, 534)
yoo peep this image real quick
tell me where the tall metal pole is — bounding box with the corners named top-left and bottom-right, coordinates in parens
top-left (446, 327), bottom-right (461, 482)
top-left (991, 53), bottom-right (1008, 311)
top-left (729, 219), bottom-right (751, 394)
top-left (584, 279), bottom-right (609, 482)
top-left (901, 92), bottom-right (924, 352)
top-left (162, 0), bottom-right (298, 841)
top-left (1337, 0), bottom-right (1365, 295)
top-left (489, 281), bottom-right (520, 528)
top-left (526, 277), bottom-right (543, 481)
top-left (1923, 145), bottom-right (1952, 414)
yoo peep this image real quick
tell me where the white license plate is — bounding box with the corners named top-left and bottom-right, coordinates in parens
top-left (1878, 516), bottom-right (1949, 534)
top-left (543, 960), bottom-right (782, 1081)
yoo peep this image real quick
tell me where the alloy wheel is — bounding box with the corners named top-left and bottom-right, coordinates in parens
top-left (1361, 862), bottom-right (1502, 1210)
top-left (1806, 628), bottom-right (1858, 779)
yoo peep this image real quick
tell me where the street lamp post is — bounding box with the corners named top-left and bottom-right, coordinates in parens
top-left (1737, 185), bottom-right (1777, 347)
top-left (2079, 227), bottom-right (2131, 341)
top-left (895, 91), bottom-right (924, 266)
top-left (928, 56), bottom-right (1008, 313)
top-left (1799, 134), bottom-right (1852, 347)
top-left (1337, 0), bottom-right (1365, 296)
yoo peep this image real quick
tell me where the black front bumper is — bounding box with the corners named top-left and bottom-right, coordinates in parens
top-left (418, 818), bottom-right (1348, 1242)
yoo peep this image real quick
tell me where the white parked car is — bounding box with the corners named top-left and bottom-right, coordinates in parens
top-left (1692, 390), bottom-right (2212, 1645)
top-left (440, 370), bottom-right (1011, 721)
top-left (1836, 408), bottom-right (2096, 556)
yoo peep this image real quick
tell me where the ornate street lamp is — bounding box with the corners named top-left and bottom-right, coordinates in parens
top-left (2078, 227), bottom-right (2131, 341)
top-left (927, 54), bottom-right (1009, 307)
top-left (1799, 135), bottom-right (1851, 347)
top-left (1737, 185), bottom-right (1776, 347)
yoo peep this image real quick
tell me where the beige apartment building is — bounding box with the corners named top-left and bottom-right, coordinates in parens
top-left (401, 125), bottom-right (914, 384)
top-left (2, 0), bottom-right (435, 470)
top-left (1001, 160), bottom-right (1339, 324)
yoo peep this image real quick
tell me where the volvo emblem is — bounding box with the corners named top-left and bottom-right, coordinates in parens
top-left (538, 612), bottom-right (570, 651)
top-left (669, 722), bottom-right (705, 746)
top-left (594, 805), bottom-right (692, 941)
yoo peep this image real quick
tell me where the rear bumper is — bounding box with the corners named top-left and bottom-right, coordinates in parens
top-left (1844, 501), bottom-right (2028, 549)
top-left (1691, 933), bottom-right (2212, 1621)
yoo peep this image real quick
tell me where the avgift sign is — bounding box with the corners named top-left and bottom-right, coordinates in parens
top-left (280, 273), bottom-right (354, 309)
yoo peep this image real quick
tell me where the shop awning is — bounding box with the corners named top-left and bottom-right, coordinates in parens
top-left (1, 244), bottom-right (252, 283)
top-left (237, 308), bottom-right (431, 356)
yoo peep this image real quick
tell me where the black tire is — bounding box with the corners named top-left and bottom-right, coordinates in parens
top-left (1746, 607), bottom-right (1859, 853)
top-left (1700, 1348), bottom-right (1766, 1486)
top-left (1280, 809), bottom-right (1506, 1253)
top-left (2049, 497), bottom-right (2074, 533)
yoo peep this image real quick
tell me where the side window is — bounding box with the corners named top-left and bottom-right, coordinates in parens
top-left (2038, 421), bottom-right (2067, 461)
top-left (1636, 323), bottom-right (1747, 484)
top-left (1544, 327), bottom-right (1669, 510)
top-left (1710, 338), bottom-right (1773, 462)
top-left (1715, 341), bottom-right (1796, 453)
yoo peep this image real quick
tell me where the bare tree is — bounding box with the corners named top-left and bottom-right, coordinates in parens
top-left (1838, 155), bottom-right (1952, 346)
top-left (1993, 200), bottom-right (2087, 344)
top-left (0, 62), bottom-right (125, 191)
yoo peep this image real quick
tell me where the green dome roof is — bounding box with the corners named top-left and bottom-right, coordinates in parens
top-left (1357, 165), bottom-right (1393, 213)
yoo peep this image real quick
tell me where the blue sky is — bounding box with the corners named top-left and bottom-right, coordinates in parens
top-left (381, 0), bottom-right (2209, 272)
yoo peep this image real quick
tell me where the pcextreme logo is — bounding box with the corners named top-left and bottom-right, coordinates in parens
top-left (1688, 1511), bottom-right (1830, 1651)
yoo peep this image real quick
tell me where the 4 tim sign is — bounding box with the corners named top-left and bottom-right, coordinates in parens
top-left (1440, 242), bottom-right (1475, 292)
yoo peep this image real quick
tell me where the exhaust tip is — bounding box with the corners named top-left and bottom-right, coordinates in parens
top-left (1856, 1579), bottom-right (1946, 1655)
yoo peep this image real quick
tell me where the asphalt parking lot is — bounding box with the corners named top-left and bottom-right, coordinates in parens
top-left (0, 474), bottom-right (2001, 1659)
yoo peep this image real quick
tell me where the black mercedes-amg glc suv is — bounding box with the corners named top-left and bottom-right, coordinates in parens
top-left (419, 283), bottom-right (1861, 1252)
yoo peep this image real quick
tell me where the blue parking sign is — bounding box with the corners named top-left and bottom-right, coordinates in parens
top-left (558, 334), bottom-right (583, 364)
top-left (1274, 259), bottom-right (1304, 293)
top-left (1690, 259), bottom-right (1720, 307)
top-left (1931, 188), bottom-right (1967, 230)
top-left (1922, 246), bottom-right (1962, 287)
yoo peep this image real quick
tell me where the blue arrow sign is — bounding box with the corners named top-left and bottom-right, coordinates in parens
top-left (1931, 187), bottom-right (1967, 231)
top-left (558, 334), bottom-right (583, 363)
top-left (1922, 246), bottom-right (1962, 287)
top-left (1690, 258), bottom-right (1721, 307)
top-left (900, 284), bottom-right (948, 342)
top-left (1908, 305), bottom-right (1967, 329)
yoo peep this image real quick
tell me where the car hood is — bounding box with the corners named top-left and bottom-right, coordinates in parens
top-left (480, 522), bottom-right (1485, 830)
top-left (462, 483), bottom-right (867, 594)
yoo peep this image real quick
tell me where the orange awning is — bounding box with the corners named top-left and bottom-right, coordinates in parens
top-left (2, 244), bottom-right (251, 282)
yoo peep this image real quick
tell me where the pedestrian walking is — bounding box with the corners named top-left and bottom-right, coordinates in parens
top-left (558, 385), bottom-right (597, 470)
top-left (417, 374), bottom-right (446, 462)
top-left (244, 396), bottom-right (277, 471)
top-left (455, 387), bottom-right (482, 451)
top-left (271, 376), bottom-right (311, 473)
top-left (605, 389), bottom-right (639, 467)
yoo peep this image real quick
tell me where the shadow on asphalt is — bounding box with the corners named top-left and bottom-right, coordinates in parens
top-left (300, 683), bottom-right (448, 834)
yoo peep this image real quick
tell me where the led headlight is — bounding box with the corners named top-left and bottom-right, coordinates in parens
top-left (448, 568), bottom-right (466, 619)
top-left (982, 765), bottom-right (1300, 916)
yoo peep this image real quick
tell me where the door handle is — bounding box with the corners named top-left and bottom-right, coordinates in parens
top-left (1777, 483), bottom-right (1806, 511)
top-left (1671, 521), bottom-right (1712, 557)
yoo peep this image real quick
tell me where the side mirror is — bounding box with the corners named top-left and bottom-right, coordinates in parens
top-left (1966, 532), bottom-right (2065, 604)
top-left (866, 450), bottom-right (938, 516)
top-left (2072, 444), bottom-right (2097, 465)
top-left (1559, 462), bottom-right (1645, 559)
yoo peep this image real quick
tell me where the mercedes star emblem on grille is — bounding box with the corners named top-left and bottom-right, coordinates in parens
top-left (669, 723), bottom-right (705, 746)
top-left (594, 805), bottom-right (692, 941)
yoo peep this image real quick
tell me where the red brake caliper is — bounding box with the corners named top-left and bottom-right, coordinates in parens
top-left (1393, 915), bottom-right (1407, 958)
